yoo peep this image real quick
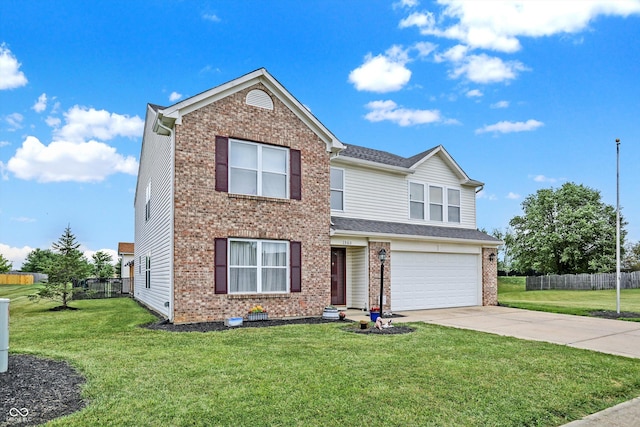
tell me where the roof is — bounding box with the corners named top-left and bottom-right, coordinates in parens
top-left (334, 143), bottom-right (483, 186)
top-left (152, 68), bottom-right (345, 153)
top-left (118, 242), bottom-right (134, 254)
top-left (331, 216), bottom-right (501, 244)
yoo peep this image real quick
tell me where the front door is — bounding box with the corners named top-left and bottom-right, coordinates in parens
top-left (331, 248), bottom-right (346, 306)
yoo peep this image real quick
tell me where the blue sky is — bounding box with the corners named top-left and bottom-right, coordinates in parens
top-left (1, 0), bottom-right (639, 269)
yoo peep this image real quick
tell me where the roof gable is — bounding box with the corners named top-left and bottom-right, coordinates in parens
top-left (154, 68), bottom-right (344, 153)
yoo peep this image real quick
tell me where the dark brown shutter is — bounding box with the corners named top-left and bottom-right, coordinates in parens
top-left (290, 241), bottom-right (301, 292)
top-left (215, 136), bottom-right (229, 192)
top-left (214, 238), bottom-right (228, 294)
top-left (290, 149), bottom-right (301, 200)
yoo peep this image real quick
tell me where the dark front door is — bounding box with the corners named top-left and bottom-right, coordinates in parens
top-left (331, 248), bottom-right (346, 306)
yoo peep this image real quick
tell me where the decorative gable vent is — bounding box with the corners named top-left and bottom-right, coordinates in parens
top-left (246, 89), bottom-right (274, 110)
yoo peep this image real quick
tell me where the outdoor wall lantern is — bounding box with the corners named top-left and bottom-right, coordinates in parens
top-left (378, 248), bottom-right (387, 317)
top-left (488, 252), bottom-right (496, 262)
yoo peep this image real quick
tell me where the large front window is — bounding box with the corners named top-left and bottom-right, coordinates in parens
top-left (229, 140), bottom-right (288, 198)
top-left (229, 239), bottom-right (288, 293)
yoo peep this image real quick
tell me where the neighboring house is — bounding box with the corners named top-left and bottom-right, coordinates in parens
top-left (118, 242), bottom-right (134, 294)
top-left (134, 68), bottom-right (500, 324)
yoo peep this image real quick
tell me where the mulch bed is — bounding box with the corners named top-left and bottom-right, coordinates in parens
top-left (589, 310), bottom-right (640, 320)
top-left (0, 355), bottom-right (85, 427)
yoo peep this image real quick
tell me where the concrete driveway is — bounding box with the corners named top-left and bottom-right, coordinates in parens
top-left (347, 305), bottom-right (640, 359)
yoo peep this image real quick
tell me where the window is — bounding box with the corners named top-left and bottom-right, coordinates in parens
top-left (448, 188), bottom-right (461, 223)
top-left (145, 181), bottom-right (151, 221)
top-left (330, 168), bottom-right (344, 210)
top-left (145, 253), bottom-right (151, 288)
top-left (229, 139), bottom-right (288, 198)
top-left (229, 239), bottom-right (288, 293)
top-left (409, 182), bottom-right (424, 219)
top-left (429, 186), bottom-right (443, 221)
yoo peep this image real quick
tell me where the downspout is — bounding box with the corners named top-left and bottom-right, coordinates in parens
top-left (155, 119), bottom-right (176, 323)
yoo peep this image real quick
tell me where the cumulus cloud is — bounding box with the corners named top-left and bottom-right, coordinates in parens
top-left (413, 41), bottom-right (437, 58)
top-left (7, 136), bottom-right (138, 183)
top-left (490, 100), bottom-right (510, 109)
top-left (531, 174), bottom-right (564, 184)
top-left (169, 91), bottom-right (182, 102)
top-left (349, 46), bottom-right (412, 93)
top-left (466, 89), bottom-right (482, 97)
top-left (475, 119), bottom-right (543, 134)
top-left (55, 105), bottom-right (144, 143)
top-left (400, 1), bottom-right (640, 53)
top-left (45, 116), bottom-right (61, 128)
top-left (506, 192), bottom-right (521, 200)
top-left (476, 190), bottom-right (497, 201)
top-left (5, 113), bottom-right (24, 131)
top-left (0, 243), bottom-right (34, 270)
top-left (32, 93), bottom-right (48, 113)
top-left (364, 100), bottom-right (445, 126)
top-left (202, 13), bottom-right (221, 22)
top-left (0, 140), bottom-right (10, 148)
top-left (0, 44), bottom-right (28, 90)
top-left (450, 53), bottom-right (527, 83)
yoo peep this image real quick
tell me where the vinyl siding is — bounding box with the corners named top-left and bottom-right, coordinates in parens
top-left (331, 152), bottom-right (477, 229)
top-left (134, 106), bottom-right (174, 319)
top-left (346, 246), bottom-right (367, 309)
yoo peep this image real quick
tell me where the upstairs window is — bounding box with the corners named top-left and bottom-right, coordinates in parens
top-left (448, 188), bottom-right (461, 223)
top-left (330, 168), bottom-right (344, 210)
top-left (145, 253), bottom-right (151, 288)
top-left (429, 186), bottom-right (443, 221)
top-left (145, 181), bottom-right (151, 221)
top-left (409, 182), bottom-right (425, 219)
top-left (229, 139), bottom-right (288, 198)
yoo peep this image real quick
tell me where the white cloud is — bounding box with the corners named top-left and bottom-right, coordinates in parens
top-left (475, 119), bottom-right (543, 134)
top-left (349, 46), bottom-right (412, 93)
top-left (0, 44), bottom-right (28, 90)
top-left (55, 105), bottom-right (144, 143)
top-left (506, 192), bottom-right (521, 200)
top-left (0, 243), bottom-right (34, 270)
top-left (402, 1), bottom-right (640, 53)
top-left (435, 44), bottom-right (469, 63)
top-left (169, 91), bottom-right (182, 102)
top-left (6, 136), bottom-right (138, 183)
top-left (202, 13), bottom-right (221, 22)
top-left (364, 100), bottom-right (444, 126)
top-left (32, 93), bottom-right (48, 113)
top-left (490, 100), bottom-right (510, 109)
top-left (0, 140), bottom-right (10, 148)
top-left (466, 89), bottom-right (482, 97)
top-left (45, 116), bottom-right (61, 128)
top-left (394, 0), bottom-right (419, 9)
top-left (5, 113), bottom-right (24, 131)
top-left (476, 190), bottom-right (497, 201)
top-left (83, 247), bottom-right (118, 264)
top-left (531, 174), bottom-right (564, 184)
top-left (11, 216), bottom-right (36, 223)
top-left (450, 53), bottom-right (527, 83)
top-left (413, 41), bottom-right (437, 58)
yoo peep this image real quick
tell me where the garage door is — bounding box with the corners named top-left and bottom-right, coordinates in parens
top-left (391, 252), bottom-right (479, 311)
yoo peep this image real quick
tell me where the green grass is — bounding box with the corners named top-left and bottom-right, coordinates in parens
top-left (4, 284), bottom-right (640, 426)
top-left (498, 277), bottom-right (640, 320)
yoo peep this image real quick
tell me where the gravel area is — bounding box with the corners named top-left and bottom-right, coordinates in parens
top-left (0, 355), bottom-right (85, 427)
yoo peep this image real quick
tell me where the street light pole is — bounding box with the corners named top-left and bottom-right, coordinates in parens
top-left (378, 248), bottom-right (386, 318)
top-left (616, 138), bottom-right (621, 314)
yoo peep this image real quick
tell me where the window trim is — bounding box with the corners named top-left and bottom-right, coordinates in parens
top-left (228, 238), bottom-right (290, 294)
top-left (330, 167), bottom-right (345, 211)
top-left (408, 181), bottom-right (462, 224)
top-left (145, 253), bottom-right (151, 289)
top-left (228, 138), bottom-right (290, 199)
top-left (447, 187), bottom-right (461, 224)
top-left (408, 181), bottom-right (425, 220)
top-left (144, 181), bottom-right (151, 222)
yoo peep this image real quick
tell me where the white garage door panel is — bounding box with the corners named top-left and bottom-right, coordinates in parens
top-left (391, 252), bottom-right (479, 311)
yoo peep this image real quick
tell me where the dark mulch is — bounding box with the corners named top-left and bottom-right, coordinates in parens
top-left (145, 316), bottom-right (351, 332)
top-left (590, 310), bottom-right (640, 320)
top-left (344, 325), bottom-right (415, 334)
top-left (0, 355), bottom-right (86, 426)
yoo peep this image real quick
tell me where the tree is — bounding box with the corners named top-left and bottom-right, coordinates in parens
top-left (507, 182), bottom-right (624, 274)
top-left (30, 225), bottom-right (91, 308)
top-left (622, 241), bottom-right (640, 271)
top-left (0, 254), bottom-right (12, 273)
top-left (20, 248), bottom-right (57, 273)
top-left (92, 251), bottom-right (115, 279)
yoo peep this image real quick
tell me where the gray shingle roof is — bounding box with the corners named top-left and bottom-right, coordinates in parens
top-left (331, 216), bottom-right (501, 243)
top-left (339, 144), bottom-right (439, 168)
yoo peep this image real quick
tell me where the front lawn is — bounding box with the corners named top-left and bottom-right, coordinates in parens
top-left (499, 277), bottom-right (640, 319)
top-left (4, 284), bottom-right (640, 426)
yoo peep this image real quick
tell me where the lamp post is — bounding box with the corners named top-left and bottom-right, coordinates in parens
top-left (378, 248), bottom-right (387, 318)
top-left (616, 138), bottom-right (621, 314)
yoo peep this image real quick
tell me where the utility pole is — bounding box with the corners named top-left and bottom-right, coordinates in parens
top-left (616, 138), bottom-right (621, 314)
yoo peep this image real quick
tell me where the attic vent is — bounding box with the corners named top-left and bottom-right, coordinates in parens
top-left (246, 89), bottom-right (274, 110)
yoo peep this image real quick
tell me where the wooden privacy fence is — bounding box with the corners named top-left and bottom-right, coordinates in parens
top-left (0, 272), bottom-right (47, 285)
top-left (526, 271), bottom-right (640, 291)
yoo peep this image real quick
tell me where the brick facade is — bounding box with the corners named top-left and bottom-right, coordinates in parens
top-left (171, 83), bottom-right (331, 323)
top-left (368, 241), bottom-right (391, 312)
top-left (482, 247), bottom-right (498, 306)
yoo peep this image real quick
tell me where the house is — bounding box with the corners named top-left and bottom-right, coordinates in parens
top-left (134, 68), bottom-right (501, 324)
top-left (117, 242), bottom-right (134, 294)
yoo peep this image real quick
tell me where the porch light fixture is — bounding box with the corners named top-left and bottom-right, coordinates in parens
top-left (378, 248), bottom-right (387, 317)
top-left (488, 252), bottom-right (496, 262)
